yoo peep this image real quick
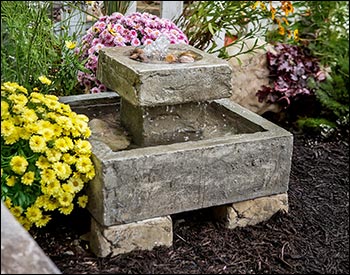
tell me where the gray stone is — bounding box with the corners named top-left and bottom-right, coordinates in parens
top-left (89, 118), bottom-right (131, 151)
top-left (227, 38), bottom-right (281, 115)
top-left (120, 99), bottom-right (260, 147)
top-left (97, 44), bottom-right (233, 107)
top-left (1, 202), bottom-right (61, 274)
top-left (212, 193), bottom-right (289, 229)
top-left (89, 216), bottom-right (172, 257)
top-left (87, 98), bottom-right (293, 227)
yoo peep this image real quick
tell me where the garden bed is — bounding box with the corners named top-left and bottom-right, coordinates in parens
top-left (30, 132), bottom-right (349, 274)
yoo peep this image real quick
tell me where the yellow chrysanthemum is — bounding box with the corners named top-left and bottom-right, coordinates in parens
top-left (40, 168), bottom-right (57, 184)
top-left (10, 205), bottom-right (23, 217)
top-left (30, 92), bottom-right (45, 103)
top-left (35, 215), bottom-right (51, 228)
top-left (39, 127), bottom-right (55, 142)
top-left (46, 94), bottom-right (59, 101)
top-left (8, 93), bottom-right (28, 107)
top-left (45, 148), bottom-right (62, 163)
top-left (51, 124), bottom-right (63, 137)
top-left (25, 205), bottom-right (42, 222)
top-left (29, 135), bottom-right (47, 153)
top-left (3, 130), bottom-right (21, 145)
top-left (21, 171), bottom-right (35, 185)
top-left (56, 115), bottom-right (74, 130)
top-left (62, 183), bottom-right (75, 194)
top-left (78, 195), bottom-right (88, 208)
top-left (21, 108), bottom-right (38, 123)
top-left (76, 156), bottom-right (93, 174)
top-left (6, 175), bottom-right (17, 187)
top-left (38, 75), bottom-right (52, 85)
top-left (54, 137), bottom-right (71, 152)
top-left (57, 103), bottom-right (72, 115)
top-left (1, 101), bottom-right (9, 118)
top-left (36, 155), bottom-right (50, 169)
top-left (83, 168), bottom-right (96, 181)
top-left (36, 195), bottom-right (59, 211)
top-left (17, 216), bottom-right (32, 231)
top-left (61, 153), bottom-right (76, 165)
top-left (26, 123), bottom-right (40, 135)
top-left (58, 191), bottom-right (73, 207)
top-left (4, 197), bottom-right (12, 208)
top-left (58, 204), bottom-right (74, 215)
top-left (10, 155), bottom-right (28, 175)
top-left (52, 161), bottom-right (72, 180)
top-left (44, 99), bottom-right (61, 111)
top-left (67, 176), bottom-right (84, 193)
top-left (1, 120), bottom-right (15, 137)
top-left (74, 140), bottom-right (92, 155)
top-left (42, 179), bottom-right (61, 196)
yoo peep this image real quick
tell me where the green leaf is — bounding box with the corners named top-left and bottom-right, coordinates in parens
top-left (208, 22), bottom-right (215, 36)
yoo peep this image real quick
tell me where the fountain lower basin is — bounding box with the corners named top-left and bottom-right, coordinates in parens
top-left (60, 92), bottom-right (293, 227)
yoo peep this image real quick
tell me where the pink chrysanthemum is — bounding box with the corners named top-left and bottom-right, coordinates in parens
top-left (78, 12), bottom-right (188, 93)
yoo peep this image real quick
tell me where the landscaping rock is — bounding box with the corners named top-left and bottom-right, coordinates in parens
top-left (1, 202), bottom-right (61, 274)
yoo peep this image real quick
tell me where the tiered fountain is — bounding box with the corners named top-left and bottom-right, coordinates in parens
top-left (60, 39), bottom-right (293, 257)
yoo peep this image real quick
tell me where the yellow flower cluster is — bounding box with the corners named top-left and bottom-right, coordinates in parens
top-left (252, 1), bottom-right (299, 42)
top-left (1, 82), bottom-right (95, 230)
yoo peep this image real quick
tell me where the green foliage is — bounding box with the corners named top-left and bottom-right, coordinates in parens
top-left (299, 54), bottom-right (349, 136)
top-left (1, 1), bottom-right (87, 96)
top-left (284, 1), bottom-right (349, 135)
top-left (296, 117), bottom-right (336, 136)
top-left (1, 1), bottom-right (58, 87)
top-left (103, 1), bottom-right (131, 15)
top-left (174, 1), bottom-right (297, 60)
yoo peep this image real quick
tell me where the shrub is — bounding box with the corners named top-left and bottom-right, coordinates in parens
top-left (77, 11), bottom-right (189, 93)
top-left (1, 1), bottom-right (88, 96)
top-left (1, 81), bottom-right (95, 230)
top-left (256, 43), bottom-right (326, 108)
top-left (174, 1), bottom-right (298, 59)
top-left (265, 1), bottom-right (349, 135)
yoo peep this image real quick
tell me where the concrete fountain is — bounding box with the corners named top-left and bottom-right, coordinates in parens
top-left (60, 42), bottom-right (293, 257)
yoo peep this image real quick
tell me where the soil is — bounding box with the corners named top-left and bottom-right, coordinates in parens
top-left (30, 130), bottom-right (349, 274)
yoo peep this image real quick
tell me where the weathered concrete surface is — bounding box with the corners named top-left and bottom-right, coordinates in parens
top-left (87, 99), bottom-right (293, 227)
top-left (89, 216), bottom-right (172, 257)
top-left (120, 98), bottom-right (264, 147)
top-left (97, 44), bottom-right (232, 107)
top-left (1, 202), bottom-right (61, 274)
top-left (227, 38), bottom-right (281, 115)
top-left (212, 193), bottom-right (289, 229)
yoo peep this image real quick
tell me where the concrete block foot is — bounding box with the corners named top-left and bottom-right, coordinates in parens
top-left (212, 193), bottom-right (289, 229)
top-left (89, 215), bottom-right (173, 257)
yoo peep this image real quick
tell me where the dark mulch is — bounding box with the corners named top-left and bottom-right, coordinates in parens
top-left (30, 132), bottom-right (349, 274)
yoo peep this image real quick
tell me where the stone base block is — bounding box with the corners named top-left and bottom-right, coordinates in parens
top-left (89, 216), bottom-right (173, 257)
top-left (212, 193), bottom-right (288, 229)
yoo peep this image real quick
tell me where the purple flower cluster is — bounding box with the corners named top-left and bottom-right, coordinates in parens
top-left (256, 43), bottom-right (326, 107)
top-left (78, 12), bottom-right (189, 93)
